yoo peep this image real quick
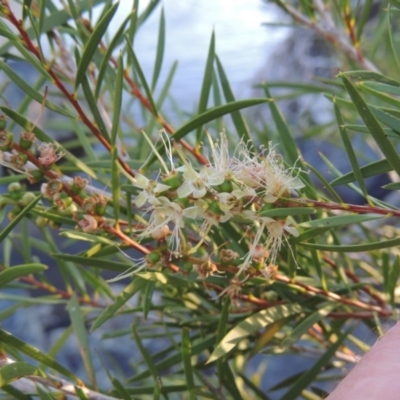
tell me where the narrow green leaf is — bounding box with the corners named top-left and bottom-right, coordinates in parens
top-left (51, 254), bottom-right (130, 273)
top-left (144, 99), bottom-right (269, 167)
top-left (59, 231), bottom-right (116, 246)
top-left (371, 106), bottom-right (400, 133)
top-left (262, 83), bottom-right (299, 166)
top-left (182, 328), bottom-right (195, 391)
top-left (207, 304), bottom-right (302, 364)
top-left (341, 74), bottom-right (400, 177)
top-left (343, 71), bottom-right (400, 87)
top-left (0, 264), bottom-right (47, 289)
top-left (75, 2), bottom-right (119, 89)
top-left (142, 280), bottom-right (156, 320)
top-left (151, 7), bottom-right (165, 91)
top-left (216, 297), bottom-right (230, 379)
top-left (356, 0), bottom-right (374, 40)
top-left (0, 60), bottom-right (73, 118)
top-left (0, 328), bottom-right (78, 382)
top-left (2, 384), bottom-right (33, 400)
top-left (388, 4), bottom-right (400, 75)
top-left (91, 277), bottom-right (147, 331)
top-left (67, 293), bottom-right (96, 388)
top-left (382, 182), bottom-right (400, 190)
top-left (260, 207), bottom-right (315, 218)
top-left (132, 325), bottom-right (162, 394)
top-left (331, 159), bottom-right (391, 186)
top-left (129, 334), bottom-right (216, 382)
top-left (24, 6), bottom-right (45, 63)
top-left (0, 362), bottom-right (43, 387)
top-left (304, 161), bottom-right (343, 203)
top-left (334, 101), bottom-right (368, 198)
top-left (125, 35), bottom-right (158, 116)
top-left (95, 12), bottom-right (132, 98)
top-left (298, 214), bottom-right (382, 229)
top-left (215, 55), bottom-right (250, 143)
top-left (196, 30), bottom-right (215, 144)
top-left (111, 377), bottom-right (133, 400)
top-left (81, 75), bottom-right (111, 142)
top-left (110, 54), bottom-right (124, 226)
top-left (280, 303), bottom-right (338, 351)
top-left (38, 0), bottom-right (47, 34)
top-left (281, 326), bottom-right (353, 400)
top-left (301, 235), bottom-right (400, 252)
top-left (0, 195), bottom-right (42, 244)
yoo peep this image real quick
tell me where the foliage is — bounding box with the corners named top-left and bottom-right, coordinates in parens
top-left (0, 0), bottom-right (399, 398)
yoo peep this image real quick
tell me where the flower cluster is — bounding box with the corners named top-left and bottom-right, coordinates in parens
top-left (131, 131), bottom-right (305, 279)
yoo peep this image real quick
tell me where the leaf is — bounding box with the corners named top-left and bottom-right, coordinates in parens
top-left (0, 328), bottom-right (78, 382)
top-left (279, 303), bottom-right (339, 351)
top-left (94, 11), bottom-right (132, 98)
top-left (334, 101), bottom-right (368, 198)
top-left (0, 264), bottom-right (47, 289)
top-left (0, 195), bottom-right (42, 244)
top-left (262, 83), bottom-right (300, 166)
top-left (341, 74), bottom-right (400, 177)
top-left (260, 207), bottom-right (315, 218)
top-left (181, 328), bottom-right (195, 391)
top-left (144, 99), bottom-right (269, 167)
top-left (91, 277), bottom-right (147, 331)
top-left (75, 2), bottom-right (120, 89)
top-left (331, 159), bottom-right (391, 186)
top-left (67, 293), bottom-right (96, 388)
top-left (343, 71), bottom-right (400, 87)
top-left (196, 30), bottom-right (215, 144)
top-left (0, 362), bottom-right (43, 387)
top-left (215, 55), bottom-right (250, 143)
top-left (0, 60), bottom-right (74, 118)
top-left (298, 214), bottom-right (383, 229)
top-left (207, 304), bottom-right (302, 364)
top-left (301, 235), bottom-right (400, 252)
top-left (51, 254), bottom-right (130, 273)
top-left (110, 54), bottom-right (124, 226)
top-left (281, 326), bottom-right (353, 400)
top-left (125, 35), bottom-right (158, 115)
top-left (151, 7), bottom-right (165, 91)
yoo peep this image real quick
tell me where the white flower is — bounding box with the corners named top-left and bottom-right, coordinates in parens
top-left (232, 142), bottom-right (304, 202)
top-left (236, 213), bottom-right (299, 277)
top-left (133, 173), bottom-right (170, 207)
top-left (177, 163), bottom-right (224, 199)
top-left (138, 196), bottom-right (199, 257)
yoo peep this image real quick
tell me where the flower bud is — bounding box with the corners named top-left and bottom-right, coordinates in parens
top-left (28, 169), bottom-right (44, 184)
top-left (82, 197), bottom-right (97, 213)
top-left (71, 176), bottom-right (88, 195)
top-left (10, 153), bottom-right (28, 169)
top-left (8, 182), bottom-right (22, 193)
top-left (19, 131), bottom-right (35, 150)
top-left (20, 192), bottom-right (36, 206)
top-left (35, 215), bottom-right (49, 227)
top-left (0, 130), bottom-right (13, 151)
top-left (145, 251), bottom-right (162, 265)
top-left (151, 224), bottom-right (170, 240)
